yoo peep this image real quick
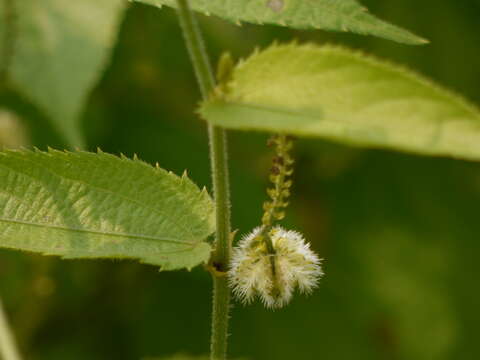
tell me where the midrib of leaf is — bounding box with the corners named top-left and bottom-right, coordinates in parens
top-left (0, 218), bottom-right (193, 246)
top-left (218, 102), bottom-right (319, 119)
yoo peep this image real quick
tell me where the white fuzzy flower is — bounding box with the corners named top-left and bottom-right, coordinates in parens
top-left (228, 226), bottom-right (323, 308)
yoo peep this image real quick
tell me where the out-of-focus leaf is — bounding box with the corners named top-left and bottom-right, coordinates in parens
top-left (201, 43), bottom-right (480, 161)
top-left (136, 0), bottom-right (426, 44)
top-left (0, 109), bottom-right (28, 148)
top-left (0, 0), bottom-right (126, 147)
top-left (0, 149), bottom-right (215, 270)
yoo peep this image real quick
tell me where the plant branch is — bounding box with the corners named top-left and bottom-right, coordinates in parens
top-left (175, 1), bottom-right (231, 359)
top-left (0, 297), bottom-right (22, 360)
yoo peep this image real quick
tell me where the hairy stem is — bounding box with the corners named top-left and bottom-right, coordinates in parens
top-left (175, 1), bottom-right (231, 359)
top-left (0, 297), bottom-right (22, 360)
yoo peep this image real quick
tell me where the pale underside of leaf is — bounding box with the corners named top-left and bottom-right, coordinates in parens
top-left (136, 0), bottom-right (426, 45)
top-left (0, 0), bottom-right (126, 148)
top-left (0, 150), bottom-right (215, 270)
top-left (200, 43), bottom-right (480, 162)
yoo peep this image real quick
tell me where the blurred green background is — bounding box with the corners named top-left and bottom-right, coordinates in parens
top-left (1, 0), bottom-right (480, 359)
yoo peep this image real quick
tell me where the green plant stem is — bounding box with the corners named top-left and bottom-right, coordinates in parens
top-left (175, 1), bottom-right (231, 359)
top-left (0, 297), bottom-right (22, 360)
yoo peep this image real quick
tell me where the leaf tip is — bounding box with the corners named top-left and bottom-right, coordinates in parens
top-left (418, 37), bottom-right (430, 45)
top-left (402, 33), bottom-right (430, 46)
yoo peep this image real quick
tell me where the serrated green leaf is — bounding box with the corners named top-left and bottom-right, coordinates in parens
top-left (200, 43), bottom-right (480, 162)
top-left (0, 0), bottom-right (126, 148)
top-left (0, 149), bottom-right (215, 270)
top-left (136, 0), bottom-right (426, 45)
